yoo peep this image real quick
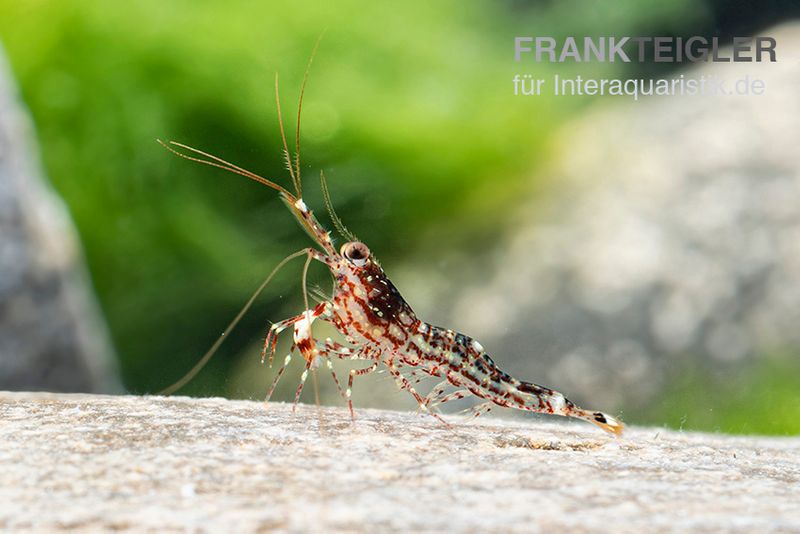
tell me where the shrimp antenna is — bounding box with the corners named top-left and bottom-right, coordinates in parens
top-left (293, 32), bottom-right (326, 187)
top-left (320, 170), bottom-right (357, 242)
top-left (157, 140), bottom-right (294, 199)
top-left (274, 73), bottom-right (301, 198)
top-left (157, 248), bottom-right (310, 396)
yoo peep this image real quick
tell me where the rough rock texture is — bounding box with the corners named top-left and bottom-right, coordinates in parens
top-left (403, 24), bottom-right (800, 409)
top-left (0, 45), bottom-right (120, 392)
top-left (0, 391), bottom-right (797, 532)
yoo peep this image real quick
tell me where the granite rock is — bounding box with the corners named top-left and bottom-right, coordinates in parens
top-left (0, 391), bottom-right (797, 532)
top-left (0, 45), bottom-right (120, 392)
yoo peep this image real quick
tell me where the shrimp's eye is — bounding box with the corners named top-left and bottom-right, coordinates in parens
top-left (341, 241), bottom-right (370, 266)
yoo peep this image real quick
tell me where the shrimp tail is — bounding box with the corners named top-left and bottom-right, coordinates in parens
top-left (517, 380), bottom-right (625, 437)
top-left (412, 324), bottom-right (625, 436)
top-left (570, 407), bottom-right (625, 436)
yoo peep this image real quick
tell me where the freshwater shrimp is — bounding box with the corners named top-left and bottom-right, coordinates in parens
top-left (158, 53), bottom-right (624, 437)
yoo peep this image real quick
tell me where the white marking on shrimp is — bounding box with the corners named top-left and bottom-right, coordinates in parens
top-left (550, 394), bottom-right (566, 412)
top-left (388, 324), bottom-right (403, 339)
top-left (294, 199), bottom-right (308, 213)
top-left (293, 311), bottom-right (316, 345)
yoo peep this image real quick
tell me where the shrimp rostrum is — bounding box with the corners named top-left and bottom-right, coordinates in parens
top-left (158, 69), bottom-right (624, 437)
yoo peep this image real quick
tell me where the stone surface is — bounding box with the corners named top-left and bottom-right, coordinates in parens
top-left (402, 23), bottom-right (800, 409)
top-left (0, 44), bottom-right (120, 392)
top-left (0, 391), bottom-right (797, 532)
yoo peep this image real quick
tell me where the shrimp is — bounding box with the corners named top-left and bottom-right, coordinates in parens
top-left (158, 50), bottom-right (624, 437)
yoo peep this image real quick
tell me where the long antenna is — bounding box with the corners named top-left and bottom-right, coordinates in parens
top-left (275, 74), bottom-right (301, 198)
top-left (294, 32), bottom-right (326, 184)
top-left (157, 248), bottom-right (309, 395)
top-left (157, 140), bottom-right (295, 199)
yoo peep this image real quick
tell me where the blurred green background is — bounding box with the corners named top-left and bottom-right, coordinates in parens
top-left (1, 0), bottom-right (798, 435)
